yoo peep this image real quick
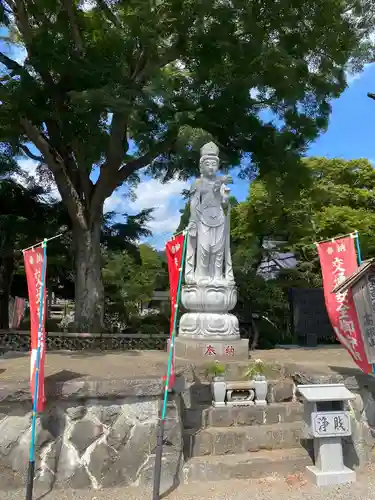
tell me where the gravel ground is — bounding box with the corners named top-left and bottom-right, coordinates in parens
top-left (0, 470), bottom-right (371, 500)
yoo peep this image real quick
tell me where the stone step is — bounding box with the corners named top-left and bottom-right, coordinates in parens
top-left (183, 447), bottom-right (313, 483)
top-left (184, 421), bottom-right (306, 457)
top-left (183, 402), bottom-right (304, 429)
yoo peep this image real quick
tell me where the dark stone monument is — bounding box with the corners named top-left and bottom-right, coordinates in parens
top-left (289, 288), bottom-right (336, 347)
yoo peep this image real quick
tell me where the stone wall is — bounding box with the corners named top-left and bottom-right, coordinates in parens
top-left (0, 378), bottom-right (183, 492)
top-left (0, 331), bottom-right (169, 352)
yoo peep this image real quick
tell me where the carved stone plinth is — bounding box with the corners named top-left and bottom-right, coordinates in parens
top-left (181, 284), bottom-right (237, 313)
top-left (179, 284), bottom-right (239, 339)
top-left (179, 312), bottom-right (239, 338)
top-left (174, 337), bottom-right (249, 361)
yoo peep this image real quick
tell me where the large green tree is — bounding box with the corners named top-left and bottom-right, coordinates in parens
top-left (233, 156), bottom-right (375, 289)
top-left (0, 0), bottom-right (373, 331)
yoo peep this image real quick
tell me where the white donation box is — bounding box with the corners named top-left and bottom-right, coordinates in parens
top-left (297, 383), bottom-right (356, 487)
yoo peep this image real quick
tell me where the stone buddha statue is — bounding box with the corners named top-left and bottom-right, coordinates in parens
top-left (178, 142), bottom-right (239, 340)
top-left (185, 142), bottom-right (235, 286)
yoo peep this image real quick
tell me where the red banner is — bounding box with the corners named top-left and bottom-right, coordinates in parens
top-left (164, 233), bottom-right (185, 389)
top-left (24, 247), bottom-right (47, 412)
top-left (317, 236), bottom-right (371, 374)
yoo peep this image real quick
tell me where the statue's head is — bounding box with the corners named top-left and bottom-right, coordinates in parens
top-left (199, 142), bottom-right (219, 177)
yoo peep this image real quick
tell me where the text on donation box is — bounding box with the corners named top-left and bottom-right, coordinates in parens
top-left (311, 411), bottom-right (351, 438)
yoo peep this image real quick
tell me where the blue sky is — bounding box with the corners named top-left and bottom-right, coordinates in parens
top-left (230, 64), bottom-right (375, 204)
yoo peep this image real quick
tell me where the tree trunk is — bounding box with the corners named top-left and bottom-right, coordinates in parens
top-left (0, 254), bottom-right (14, 330)
top-left (73, 217), bottom-right (104, 333)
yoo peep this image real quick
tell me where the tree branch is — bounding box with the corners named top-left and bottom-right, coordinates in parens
top-left (135, 36), bottom-right (186, 83)
top-left (13, 0), bottom-right (33, 46)
top-left (106, 113), bottom-right (129, 169)
top-left (96, 0), bottom-right (122, 28)
top-left (0, 51), bottom-right (34, 82)
top-left (19, 144), bottom-right (44, 162)
top-left (90, 128), bottom-right (179, 217)
top-left (63, 0), bottom-right (85, 56)
top-left (20, 117), bottom-right (88, 229)
top-left (117, 129), bottom-right (179, 185)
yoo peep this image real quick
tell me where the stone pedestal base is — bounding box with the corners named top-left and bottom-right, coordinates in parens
top-left (305, 466), bottom-right (356, 487)
top-left (174, 337), bottom-right (249, 361)
top-left (179, 312), bottom-right (239, 338)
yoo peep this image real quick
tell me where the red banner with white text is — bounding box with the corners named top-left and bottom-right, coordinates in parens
top-left (24, 247), bottom-right (47, 412)
top-left (317, 236), bottom-right (371, 374)
top-left (165, 233), bottom-right (185, 388)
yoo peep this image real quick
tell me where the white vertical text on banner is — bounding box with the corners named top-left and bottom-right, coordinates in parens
top-left (23, 247), bottom-right (47, 412)
top-left (317, 236), bottom-right (371, 374)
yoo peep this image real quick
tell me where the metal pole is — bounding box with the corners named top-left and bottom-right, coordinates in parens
top-left (314, 231), bottom-right (357, 245)
top-left (22, 233), bottom-right (63, 253)
top-left (354, 231), bottom-right (362, 266)
top-left (25, 240), bottom-right (47, 500)
top-left (152, 232), bottom-right (187, 500)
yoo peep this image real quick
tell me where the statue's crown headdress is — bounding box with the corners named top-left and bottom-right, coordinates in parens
top-left (200, 142), bottom-right (219, 158)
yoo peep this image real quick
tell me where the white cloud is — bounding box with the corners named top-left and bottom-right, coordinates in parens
top-left (104, 191), bottom-right (128, 213)
top-left (129, 176), bottom-right (190, 235)
top-left (129, 176), bottom-right (189, 212)
top-left (17, 158), bottom-right (38, 179)
top-left (103, 175), bottom-right (190, 237)
top-left (148, 209), bottom-right (183, 234)
top-left (16, 157), bottom-right (189, 238)
top-left (79, 0), bottom-right (95, 12)
top-left (130, 178), bottom-right (189, 239)
top-left (249, 88), bottom-right (260, 99)
top-left (13, 46), bottom-right (27, 65)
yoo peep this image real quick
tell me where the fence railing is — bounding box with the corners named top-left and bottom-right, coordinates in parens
top-left (0, 330), bottom-right (169, 352)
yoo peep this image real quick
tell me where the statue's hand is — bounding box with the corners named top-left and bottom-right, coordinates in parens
top-left (213, 179), bottom-right (222, 192)
top-left (187, 221), bottom-right (197, 237)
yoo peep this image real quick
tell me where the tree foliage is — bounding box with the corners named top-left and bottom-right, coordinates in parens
top-left (103, 243), bottom-right (168, 329)
top-left (0, 147), bottom-right (68, 327)
top-left (229, 157), bottom-right (375, 344)
top-left (0, 0), bottom-right (374, 330)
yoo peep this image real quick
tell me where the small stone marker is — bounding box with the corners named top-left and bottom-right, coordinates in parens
top-left (297, 383), bottom-right (356, 487)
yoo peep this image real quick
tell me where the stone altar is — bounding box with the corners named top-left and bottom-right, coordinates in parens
top-left (175, 142), bottom-right (248, 360)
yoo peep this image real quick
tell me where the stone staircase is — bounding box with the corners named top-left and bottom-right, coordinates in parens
top-left (179, 380), bottom-right (313, 483)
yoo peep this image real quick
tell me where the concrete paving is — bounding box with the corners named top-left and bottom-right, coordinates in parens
top-left (0, 346), bottom-right (359, 383)
top-left (0, 469), bottom-right (370, 500)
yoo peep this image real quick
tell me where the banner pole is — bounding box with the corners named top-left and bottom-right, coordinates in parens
top-left (22, 233), bottom-right (63, 253)
top-left (152, 231), bottom-right (187, 500)
top-left (354, 231), bottom-right (362, 266)
top-left (26, 240), bottom-right (47, 500)
top-left (314, 231), bottom-right (357, 246)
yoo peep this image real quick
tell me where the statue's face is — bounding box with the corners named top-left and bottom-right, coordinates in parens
top-left (201, 157), bottom-right (219, 177)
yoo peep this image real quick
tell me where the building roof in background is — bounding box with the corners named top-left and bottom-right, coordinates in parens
top-left (257, 239), bottom-right (297, 279)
